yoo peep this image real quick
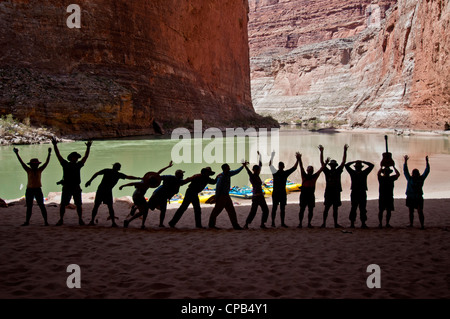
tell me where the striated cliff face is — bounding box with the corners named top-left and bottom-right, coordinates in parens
top-left (0, 0), bottom-right (273, 138)
top-left (249, 0), bottom-right (395, 56)
top-left (249, 0), bottom-right (450, 130)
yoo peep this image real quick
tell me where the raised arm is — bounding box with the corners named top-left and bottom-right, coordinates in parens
top-left (13, 148), bottom-right (29, 171)
top-left (422, 156), bottom-right (430, 179)
top-left (80, 140), bottom-right (93, 165)
top-left (319, 145), bottom-right (324, 166)
top-left (40, 148), bottom-right (52, 170)
top-left (51, 137), bottom-right (65, 164)
top-left (298, 153), bottom-right (306, 176)
top-left (317, 145), bottom-right (328, 174)
top-left (157, 161), bottom-right (173, 175)
top-left (284, 153), bottom-right (300, 176)
top-left (403, 155), bottom-right (411, 179)
top-left (244, 164), bottom-right (252, 177)
top-left (317, 157), bottom-right (330, 175)
top-left (257, 151), bottom-right (262, 168)
top-left (230, 162), bottom-right (246, 177)
top-left (269, 151), bottom-right (277, 174)
top-left (340, 144), bottom-right (349, 168)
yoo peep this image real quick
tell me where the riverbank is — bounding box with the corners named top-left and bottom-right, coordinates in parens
top-left (280, 124), bottom-right (450, 137)
top-left (2, 121), bottom-right (450, 146)
top-left (0, 198), bottom-right (449, 299)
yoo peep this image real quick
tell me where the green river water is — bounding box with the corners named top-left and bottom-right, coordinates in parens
top-left (1, 128), bottom-right (449, 201)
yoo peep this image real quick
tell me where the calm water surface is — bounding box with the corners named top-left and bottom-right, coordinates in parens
top-left (0, 128), bottom-right (449, 201)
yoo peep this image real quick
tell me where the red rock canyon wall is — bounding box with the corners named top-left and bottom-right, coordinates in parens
top-left (0, 0), bottom-right (272, 138)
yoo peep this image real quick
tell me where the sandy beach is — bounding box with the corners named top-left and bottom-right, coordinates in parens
top-left (0, 194), bottom-right (449, 299)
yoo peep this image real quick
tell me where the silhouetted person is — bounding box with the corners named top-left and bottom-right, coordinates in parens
top-left (269, 152), bottom-right (299, 227)
top-left (52, 137), bottom-right (92, 226)
top-left (320, 144), bottom-right (348, 228)
top-left (121, 181), bottom-right (151, 229)
top-left (13, 147), bottom-right (51, 226)
top-left (169, 167), bottom-right (217, 229)
top-left (243, 152), bottom-right (270, 229)
top-left (298, 150), bottom-right (327, 228)
top-left (404, 155), bottom-right (430, 229)
top-left (377, 166), bottom-right (400, 228)
top-left (208, 162), bottom-right (246, 230)
top-left (123, 161), bottom-right (173, 229)
top-left (85, 163), bottom-right (141, 227)
top-left (345, 160), bottom-right (374, 228)
top-left (148, 165), bottom-right (191, 228)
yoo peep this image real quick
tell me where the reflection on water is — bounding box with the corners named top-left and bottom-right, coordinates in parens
top-left (0, 128), bottom-right (449, 200)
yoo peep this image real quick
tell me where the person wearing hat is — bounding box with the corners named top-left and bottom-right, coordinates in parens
top-left (298, 149), bottom-right (327, 228)
top-left (377, 165), bottom-right (400, 228)
top-left (148, 164), bottom-right (191, 228)
top-left (208, 162), bottom-right (247, 230)
top-left (168, 166), bottom-right (217, 229)
top-left (52, 137), bottom-right (92, 226)
top-left (320, 144), bottom-right (348, 228)
top-left (345, 158), bottom-right (374, 228)
top-left (85, 163), bottom-right (141, 227)
top-left (404, 155), bottom-right (430, 229)
top-left (13, 147), bottom-right (52, 226)
top-left (122, 161), bottom-right (174, 229)
top-left (269, 151), bottom-right (299, 228)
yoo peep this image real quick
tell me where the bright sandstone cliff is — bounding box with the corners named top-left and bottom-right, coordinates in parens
top-left (0, 0), bottom-right (274, 138)
top-left (249, 0), bottom-right (449, 130)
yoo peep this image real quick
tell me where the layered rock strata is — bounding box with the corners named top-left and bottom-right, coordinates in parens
top-left (0, 0), bottom-right (273, 138)
top-left (249, 0), bottom-right (449, 130)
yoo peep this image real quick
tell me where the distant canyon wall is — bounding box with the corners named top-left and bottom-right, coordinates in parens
top-left (0, 0), bottom-right (272, 138)
top-left (249, 0), bottom-right (449, 130)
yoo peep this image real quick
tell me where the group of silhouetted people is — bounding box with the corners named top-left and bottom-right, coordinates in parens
top-left (13, 138), bottom-right (431, 230)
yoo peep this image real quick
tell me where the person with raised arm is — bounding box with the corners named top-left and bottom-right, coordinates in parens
top-left (404, 155), bottom-right (430, 229)
top-left (52, 137), bottom-right (92, 226)
top-left (243, 151), bottom-right (270, 229)
top-left (298, 149), bottom-right (327, 228)
top-left (208, 162), bottom-right (247, 230)
top-left (320, 144), bottom-right (348, 228)
top-left (85, 163), bottom-right (141, 227)
top-left (345, 159), bottom-right (374, 229)
top-left (377, 165), bottom-right (400, 228)
top-left (269, 151), bottom-right (299, 228)
top-left (13, 146), bottom-right (52, 226)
